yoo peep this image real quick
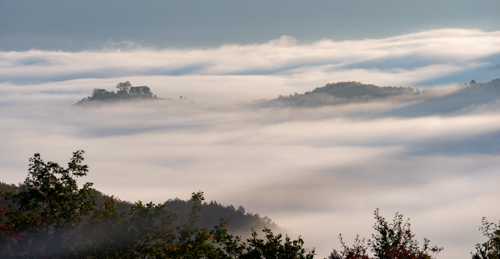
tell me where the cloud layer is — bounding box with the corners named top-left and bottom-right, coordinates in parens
top-left (1, 29), bottom-right (500, 90)
top-left (1, 29), bottom-right (500, 258)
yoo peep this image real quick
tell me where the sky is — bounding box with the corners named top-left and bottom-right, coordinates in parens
top-left (1, 1), bottom-right (500, 258)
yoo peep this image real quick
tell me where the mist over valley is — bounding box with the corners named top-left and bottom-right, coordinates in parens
top-left (1, 5), bottom-right (500, 255)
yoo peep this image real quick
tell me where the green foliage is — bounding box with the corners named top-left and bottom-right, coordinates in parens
top-left (14, 150), bottom-right (500, 259)
top-left (116, 80), bottom-right (132, 92)
top-left (0, 150), bottom-right (95, 257)
top-left (240, 228), bottom-right (315, 259)
top-left (14, 150), bottom-right (94, 228)
top-left (260, 81), bottom-right (422, 108)
top-left (77, 199), bottom-right (179, 258)
top-left (164, 198), bottom-right (280, 234)
top-left (329, 234), bottom-right (370, 259)
top-left (329, 209), bottom-right (443, 259)
top-left (0, 182), bottom-right (22, 195)
top-left (368, 209), bottom-right (438, 259)
top-left (90, 188), bottom-right (133, 215)
top-left (472, 217), bottom-right (500, 259)
top-left (74, 82), bottom-right (158, 105)
top-left (129, 86), bottom-right (153, 97)
top-left (0, 150), bottom-right (315, 259)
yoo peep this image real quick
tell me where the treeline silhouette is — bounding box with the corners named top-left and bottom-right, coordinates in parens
top-left (387, 78), bottom-right (500, 117)
top-left (72, 79), bottom-right (500, 114)
top-left (0, 184), bottom-right (278, 237)
top-left (74, 81), bottom-right (158, 105)
top-left (1, 151), bottom-right (499, 258)
top-left (256, 79), bottom-right (500, 114)
top-left (256, 81), bottom-right (424, 108)
top-left (73, 81), bottom-right (195, 106)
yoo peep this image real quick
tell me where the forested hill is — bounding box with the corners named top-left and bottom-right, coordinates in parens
top-left (0, 181), bottom-right (279, 234)
top-left (73, 81), bottom-right (195, 106)
top-left (74, 81), bottom-right (157, 105)
top-left (74, 79), bottom-right (500, 112)
top-left (1, 151), bottom-right (499, 258)
top-left (256, 81), bottom-right (424, 107)
top-left (256, 79), bottom-right (500, 116)
top-left (387, 78), bottom-right (500, 117)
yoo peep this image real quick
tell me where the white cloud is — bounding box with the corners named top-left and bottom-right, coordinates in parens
top-left (1, 28), bottom-right (500, 258)
top-left (1, 28), bottom-right (499, 90)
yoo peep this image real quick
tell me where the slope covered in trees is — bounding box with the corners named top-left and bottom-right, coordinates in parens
top-left (0, 151), bottom-right (306, 258)
top-left (74, 81), bottom-right (196, 107)
top-left (0, 185), bottom-right (278, 238)
top-left (73, 79), bottom-right (500, 118)
top-left (74, 81), bottom-right (159, 106)
top-left (256, 81), bottom-right (425, 108)
top-left (1, 151), bottom-right (499, 258)
top-left (256, 79), bottom-right (500, 117)
top-left (387, 78), bottom-right (500, 117)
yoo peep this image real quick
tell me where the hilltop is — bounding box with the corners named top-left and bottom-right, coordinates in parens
top-left (74, 81), bottom-right (160, 106)
top-left (256, 79), bottom-right (500, 117)
top-left (256, 81), bottom-right (425, 107)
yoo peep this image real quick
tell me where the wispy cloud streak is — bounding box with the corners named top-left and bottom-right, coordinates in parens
top-left (1, 29), bottom-right (499, 88)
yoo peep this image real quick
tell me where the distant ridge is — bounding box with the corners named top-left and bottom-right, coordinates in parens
top-left (387, 78), bottom-right (500, 117)
top-left (257, 81), bottom-right (423, 107)
top-left (73, 79), bottom-right (500, 116)
top-left (0, 181), bottom-right (279, 235)
top-left (257, 79), bottom-right (500, 117)
top-left (309, 81), bottom-right (418, 99)
top-left (73, 81), bottom-right (195, 106)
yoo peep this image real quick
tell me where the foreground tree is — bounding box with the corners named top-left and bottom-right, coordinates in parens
top-left (328, 234), bottom-right (370, 259)
top-left (241, 228), bottom-right (315, 259)
top-left (0, 150), bottom-right (95, 257)
top-left (329, 209), bottom-right (443, 259)
top-left (472, 217), bottom-right (500, 259)
top-left (0, 151), bottom-right (315, 258)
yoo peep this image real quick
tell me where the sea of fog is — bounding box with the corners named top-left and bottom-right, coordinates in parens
top-left (1, 28), bottom-right (500, 258)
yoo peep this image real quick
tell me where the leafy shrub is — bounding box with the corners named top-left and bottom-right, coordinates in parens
top-left (472, 217), bottom-right (500, 259)
top-left (329, 209), bottom-right (443, 259)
